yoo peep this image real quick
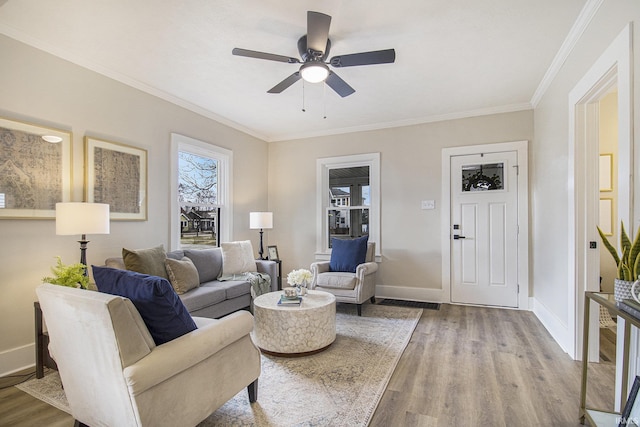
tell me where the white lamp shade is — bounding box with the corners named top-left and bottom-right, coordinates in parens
top-left (249, 212), bottom-right (273, 230)
top-left (56, 202), bottom-right (110, 236)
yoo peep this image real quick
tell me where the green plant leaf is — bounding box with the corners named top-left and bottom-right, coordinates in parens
top-left (42, 256), bottom-right (89, 289)
top-left (622, 263), bottom-right (633, 281)
top-left (629, 226), bottom-right (640, 278)
top-left (622, 222), bottom-right (632, 265)
top-left (598, 226), bottom-right (620, 266)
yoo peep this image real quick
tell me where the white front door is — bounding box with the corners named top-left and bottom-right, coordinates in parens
top-left (451, 151), bottom-right (519, 307)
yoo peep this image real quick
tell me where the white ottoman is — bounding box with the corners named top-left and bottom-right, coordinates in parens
top-left (252, 290), bottom-right (336, 356)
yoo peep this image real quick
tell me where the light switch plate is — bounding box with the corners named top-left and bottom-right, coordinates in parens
top-left (421, 200), bottom-right (435, 210)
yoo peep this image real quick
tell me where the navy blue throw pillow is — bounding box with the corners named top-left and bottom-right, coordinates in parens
top-left (329, 236), bottom-right (369, 273)
top-left (92, 266), bottom-right (197, 345)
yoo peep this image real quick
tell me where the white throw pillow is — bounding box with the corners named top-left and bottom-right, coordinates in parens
top-left (220, 240), bottom-right (257, 276)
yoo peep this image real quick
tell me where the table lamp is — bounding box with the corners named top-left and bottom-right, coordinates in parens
top-left (250, 212), bottom-right (273, 260)
top-left (56, 202), bottom-right (110, 273)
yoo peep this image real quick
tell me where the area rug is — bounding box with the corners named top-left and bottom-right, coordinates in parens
top-left (16, 304), bottom-right (422, 426)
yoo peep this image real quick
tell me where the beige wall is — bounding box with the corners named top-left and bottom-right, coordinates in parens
top-left (532, 1), bottom-right (640, 337)
top-left (267, 111), bottom-right (534, 298)
top-left (0, 35), bottom-right (269, 374)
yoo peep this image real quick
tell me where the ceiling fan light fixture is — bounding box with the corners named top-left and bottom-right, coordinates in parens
top-left (300, 62), bottom-right (329, 83)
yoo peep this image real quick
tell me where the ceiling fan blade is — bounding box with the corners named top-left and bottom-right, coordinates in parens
top-left (330, 49), bottom-right (396, 67)
top-left (307, 11), bottom-right (331, 54)
top-left (267, 72), bottom-right (302, 94)
top-left (325, 71), bottom-right (355, 97)
top-left (232, 48), bottom-right (300, 64)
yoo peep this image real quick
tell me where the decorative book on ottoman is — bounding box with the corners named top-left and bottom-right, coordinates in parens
top-left (278, 296), bottom-right (302, 306)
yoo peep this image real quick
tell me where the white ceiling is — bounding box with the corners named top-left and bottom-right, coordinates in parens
top-left (0, 0), bottom-right (588, 141)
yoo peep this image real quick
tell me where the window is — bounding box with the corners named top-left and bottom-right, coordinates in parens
top-left (461, 162), bottom-right (504, 192)
top-left (316, 153), bottom-right (380, 259)
top-left (170, 134), bottom-right (232, 249)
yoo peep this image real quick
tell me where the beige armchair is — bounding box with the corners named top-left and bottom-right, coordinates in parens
top-left (36, 283), bottom-right (260, 427)
top-left (310, 242), bottom-right (378, 316)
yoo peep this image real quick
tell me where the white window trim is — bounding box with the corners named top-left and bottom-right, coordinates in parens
top-left (170, 133), bottom-right (233, 250)
top-left (316, 152), bottom-right (380, 261)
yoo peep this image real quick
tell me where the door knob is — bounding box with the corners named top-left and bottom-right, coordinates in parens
top-left (453, 235), bottom-right (466, 240)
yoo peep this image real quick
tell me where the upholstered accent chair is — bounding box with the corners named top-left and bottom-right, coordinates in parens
top-left (310, 241), bottom-right (378, 316)
top-left (36, 283), bottom-right (260, 427)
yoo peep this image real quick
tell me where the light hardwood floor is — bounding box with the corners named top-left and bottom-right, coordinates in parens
top-left (0, 303), bottom-right (616, 426)
top-left (370, 304), bottom-right (616, 426)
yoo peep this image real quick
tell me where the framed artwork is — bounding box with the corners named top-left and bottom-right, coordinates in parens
top-left (599, 198), bottom-right (613, 236)
top-left (599, 154), bottom-right (613, 192)
top-left (0, 117), bottom-right (72, 219)
top-left (268, 245), bottom-right (279, 261)
top-left (619, 376), bottom-right (640, 427)
top-left (85, 137), bottom-right (147, 221)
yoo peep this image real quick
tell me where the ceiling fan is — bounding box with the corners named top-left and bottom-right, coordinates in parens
top-left (232, 11), bottom-right (396, 97)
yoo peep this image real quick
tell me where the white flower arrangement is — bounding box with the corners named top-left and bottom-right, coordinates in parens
top-left (287, 268), bottom-right (312, 286)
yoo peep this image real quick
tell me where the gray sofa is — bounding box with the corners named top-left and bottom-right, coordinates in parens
top-left (105, 247), bottom-right (277, 319)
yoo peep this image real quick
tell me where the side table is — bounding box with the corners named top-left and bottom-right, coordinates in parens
top-left (580, 292), bottom-right (638, 425)
top-left (34, 301), bottom-right (57, 378)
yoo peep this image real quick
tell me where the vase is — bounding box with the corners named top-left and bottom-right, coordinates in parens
top-left (296, 284), bottom-right (307, 296)
top-left (614, 278), bottom-right (635, 302)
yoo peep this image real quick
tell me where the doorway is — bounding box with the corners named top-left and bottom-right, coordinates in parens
top-left (441, 141), bottom-right (529, 309)
top-left (598, 90), bottom-right (619, 364)
top-left (568, 24), bottom-right (632, 365)
top-left (450, 151), bottom-right (519, 307)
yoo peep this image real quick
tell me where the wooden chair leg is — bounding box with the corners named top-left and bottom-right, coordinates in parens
top-left (248, 379), bottom-right (258, 403)
top-left (357, 304), bottom-right (362, 316)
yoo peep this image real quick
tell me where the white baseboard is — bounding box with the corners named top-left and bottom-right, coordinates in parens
top-left (532, 297), bottom-right (572, 356)
top-left (0, 343), bottom-right (35, 377)
top-left (375, 285), bottom-right (443, 303)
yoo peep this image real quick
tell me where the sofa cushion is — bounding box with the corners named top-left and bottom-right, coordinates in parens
top-left (92, 266), bottom-right (197, 345)
top-left (178, 282), bottom-right (227, 313)
top-left (105, 257), bottom-right (126, 270)
top-left (165, 257), bottom-right (200, 294)
top-left (329, 236), bottom-right (369, 273)
top-left (215, 279), bottom-right (252, 300)
top-left (166, 250), bottom-right (185, 260)
top-left (122, 245), bottom-right (168, 279)
top-left (220, 241), bottom-right (257, 276)
top-left (316, 272), bottom-right (358, 290)
top-left (184, 248), bottom-right (222, 283)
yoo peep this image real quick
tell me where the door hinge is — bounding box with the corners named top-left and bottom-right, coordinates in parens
top-left (513, 165), bottom-right (519, 175)
top-left (517, 284), bottom-right (520, 294)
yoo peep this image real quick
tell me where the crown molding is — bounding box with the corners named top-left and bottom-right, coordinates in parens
top-left (530, 0), bottom-right (605, 107)
top-left (268, 102), bottom-right (532, 142)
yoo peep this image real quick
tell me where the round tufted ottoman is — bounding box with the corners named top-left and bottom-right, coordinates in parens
top-left (252, 290), bottom-right (336, 356)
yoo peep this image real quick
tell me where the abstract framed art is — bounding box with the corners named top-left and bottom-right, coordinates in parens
top-left (85, 137), bottom-right (147, 221)
top-left (0, 117), bottom-right (72, 219)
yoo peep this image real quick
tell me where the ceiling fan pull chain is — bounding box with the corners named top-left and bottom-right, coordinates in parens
top-left (302, 80), bottom-right (306, 112)
top-left (323, 82), bottom-right (327, 119)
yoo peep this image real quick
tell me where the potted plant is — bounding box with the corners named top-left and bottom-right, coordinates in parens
top-left (598, 222), bottom-right (640, 301)
top-left (42, 256), bottom-right (90, 289)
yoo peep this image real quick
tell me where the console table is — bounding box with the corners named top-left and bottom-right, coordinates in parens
top-left (34, 301), bottom-right (57, 378)
top-left (580, 292), bottom-right (640, 425)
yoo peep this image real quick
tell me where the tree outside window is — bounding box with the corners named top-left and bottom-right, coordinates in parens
top-left (178, 151), bottom-right (220, 248)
